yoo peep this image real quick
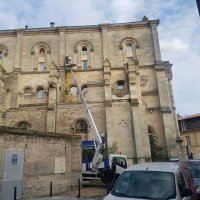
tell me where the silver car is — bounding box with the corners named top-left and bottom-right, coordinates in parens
top-left (104, 162), bottom-right (196, 200)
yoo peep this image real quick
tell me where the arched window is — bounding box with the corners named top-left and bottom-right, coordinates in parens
top-left (75, 119), bottom-right (88, 133)
top-left (119, 37), bottom-right (138, 63)
top-left (69, 86), bottom-right (78, 96)
top-left (31, 42), bottom-right (50, 71)
top-left (81, 46), bottom-right (88, 70)
top-left (15, 121), bottom-right (31, 130)
top-left (36, 87), bottom-right (45, 98)
top-left (38, 48), bottom-right (45, 71)
top-left (24, 87), bottom-right (32, 95)
top-left (74, 41), bottom-right (93, 70)
top-left (81, 85), bottom-right (88, 97)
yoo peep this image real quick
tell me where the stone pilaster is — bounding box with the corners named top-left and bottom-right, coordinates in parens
top-left (47, 61), bottom-right (59, 133)
top-left (0, 65), bottom-right (6, 126)
top-left (14, 31), bottom-right (23, 70)
top-left (58, 28), bottom-right (66, 68)
top-left (100, 24), bottom-right (110, 60)
top-left (103, 59), bottom-right (113, 146)
top-left (127, 58), bottom-right (151, 162)
top-left (155, 61), bottom-right (178, 158)
top-left (149, 20), bottom-right (161, 62)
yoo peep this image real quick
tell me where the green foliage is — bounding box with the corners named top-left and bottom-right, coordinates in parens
top-left (149, 134), bottom-right (164, 161)
top-left (102, 142), bottom-right (119, 159)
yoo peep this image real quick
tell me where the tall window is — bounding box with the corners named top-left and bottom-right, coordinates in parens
top-left (75, 119), bottom-right (88, 133)
top-left (81, 46), bottom-right (88, 70)
top-left (38, 48), bottom-right (45, 71)
top-left (120, 38), bottom-right (138, 63)
top-left (31, 42), bottom-right (50, 71)
top-left (36, 87), bottom-right (45, 98)
top-left (126, 43), bottom-right (133, 58)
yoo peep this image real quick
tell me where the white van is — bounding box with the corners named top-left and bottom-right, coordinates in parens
top-left (104, 162), bottom-right (197, 200)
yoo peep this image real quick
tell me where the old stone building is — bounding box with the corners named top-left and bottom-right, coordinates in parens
top-left (178, 114), bottom-right (200, 159)
top-left (0, 16), bottom-right (180, 166)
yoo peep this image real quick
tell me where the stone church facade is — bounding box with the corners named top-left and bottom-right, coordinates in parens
top-left (0, 17), bottom-right (180, 164)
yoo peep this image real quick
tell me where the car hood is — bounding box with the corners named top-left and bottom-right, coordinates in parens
top-left (104, 194), bottom-right (140, 200)
top-left (103, 194), bottom-right (177, 200)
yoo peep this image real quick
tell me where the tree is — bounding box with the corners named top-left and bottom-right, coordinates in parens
top-left (103, 142), bottom-right (119, 159)
top-left (149, 134), bottom-right (164, 161)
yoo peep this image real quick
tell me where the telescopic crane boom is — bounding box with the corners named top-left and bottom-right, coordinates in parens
top-left (65, 63), bottom-right (103, 172)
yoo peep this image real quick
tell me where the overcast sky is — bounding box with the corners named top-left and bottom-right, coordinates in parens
top-left (0, 0), bottom-right (199, 116)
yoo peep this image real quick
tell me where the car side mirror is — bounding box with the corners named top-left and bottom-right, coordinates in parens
top-left (182, 188), bottom-right (192, 197)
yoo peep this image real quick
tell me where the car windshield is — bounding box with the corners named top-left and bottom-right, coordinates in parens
top-left (186, 162), bottom-right (200, 178)
top-left (112, 170), bottom-right (176, 199)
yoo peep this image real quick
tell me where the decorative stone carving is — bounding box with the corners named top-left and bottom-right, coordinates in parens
top-left (140, 75), bottom-right (148, 87)
top-left (0, 44), bottom-right (8, 56)
top-left (118, 120), bottom-right (127, 126)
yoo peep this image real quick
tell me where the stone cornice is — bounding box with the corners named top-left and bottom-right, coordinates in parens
top-left (0, 126), bottom-right (81, 139)
top-left (146, 107), bottom-right (161, 113)
top-left (111, 64), bottom-right (155, 70)
top-left (19, 103), bottom-right (48, 108)
top-left (67, 68), bottom-right (103, 72)
top-left (87, 80), bottom-right (104, 87)
top-left (161, 106), bottom-right (172, 114)
top-left (155, 61), bottom-right (173, 72)
top-left (0, 19), bottom-right (160, 35)
top-left (141, 90), bottom-right (158, 96)
top-left (21, 71), bottom-right (50, 74)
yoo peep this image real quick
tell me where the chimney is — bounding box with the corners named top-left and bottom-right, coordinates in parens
top-left (50, 22), bottom-right (55, 28)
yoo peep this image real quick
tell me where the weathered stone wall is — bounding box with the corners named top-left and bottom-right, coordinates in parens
top-left (0, 127), bottom-right (81, 198)
top-left (0, 18), bottom-right (180, 164)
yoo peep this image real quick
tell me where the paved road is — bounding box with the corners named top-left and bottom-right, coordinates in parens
top-left (30, 185), bottom-right (106, 200)
top-left (30, 196), bottom-right (104, 200)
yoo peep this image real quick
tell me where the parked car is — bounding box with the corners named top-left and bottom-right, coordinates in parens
top-left (104, 162), bottom-right (197, 200)
top-left (183, 160), bottom-right (200, 199)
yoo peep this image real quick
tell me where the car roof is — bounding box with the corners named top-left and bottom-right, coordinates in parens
top-left (126, 162), bottom-right (181, 173)
top-left (184, 160), bottom-right (200, 163)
